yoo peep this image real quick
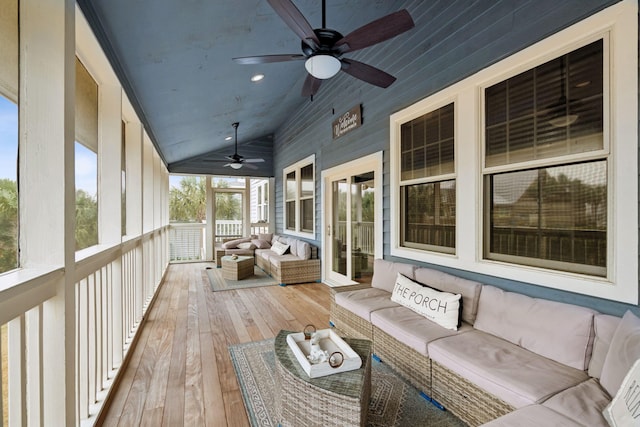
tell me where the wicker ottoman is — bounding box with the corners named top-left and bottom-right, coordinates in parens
top-left (273, 330), bottom-right (372, 427)
top-left (221, 255), bottom-right (254, 280)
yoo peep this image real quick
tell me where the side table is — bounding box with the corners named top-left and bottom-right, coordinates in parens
top-left (221, 255), bottom-right (254, 280)
top-left (273, 330), bottom-right (371, 427)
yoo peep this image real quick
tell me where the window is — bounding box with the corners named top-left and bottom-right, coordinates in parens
top-left (169, 175), bottom-right (206, 223)
top-left (254, 180), bottom-right (269, 223)
top-left (399, 103), bottom-right (456, 253)
top-left (483, 40), bottom-right (606, 276)
top-left (391, 1), bottom-right (637, 303)
top-left (0, 95), bottom-right (18, 274)
top-left (283, 155), bottom-right (315, 237)
top-left (75, 58), bottom-right (99, 251)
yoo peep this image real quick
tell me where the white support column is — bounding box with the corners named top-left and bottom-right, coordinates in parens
top-left (142, 134), bottom-right (154, 234)
top-left (98, 84), bottom-right (122, 245)
top-left (205, 176), bottom-right (214, 260)
top-left (269, 177), bottom-right (276, 234)
top-left (19, 0), bottom-right (76, 425)
top-left (125, 121), bottom-right (143, 237)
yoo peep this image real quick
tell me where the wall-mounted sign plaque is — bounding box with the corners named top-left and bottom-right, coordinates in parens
top-left (332, 104), bottom-right (362, 139)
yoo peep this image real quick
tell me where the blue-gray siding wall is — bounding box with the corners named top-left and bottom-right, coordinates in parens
top-left (273, 0), bottom-right (638, 316)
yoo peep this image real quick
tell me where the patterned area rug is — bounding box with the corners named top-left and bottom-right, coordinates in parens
top-left (206, 265), bottom-right (278, 291)
top-left (229, 338), bottom-right (467, 427)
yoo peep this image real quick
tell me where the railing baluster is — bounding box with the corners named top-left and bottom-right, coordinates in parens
top-left (8, 315), bottom-right (25, 426)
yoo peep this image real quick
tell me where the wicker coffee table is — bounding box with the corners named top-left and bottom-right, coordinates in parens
top-left (273, 330), bottom-right (371, 427)
top-left (221, 255), bottom-right (254, 280)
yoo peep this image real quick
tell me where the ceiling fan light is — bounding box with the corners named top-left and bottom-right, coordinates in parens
top-left (305, 54), bottom-right (341, 79)
top-left (229, 162), bottom-right (243, 170)
top-left (548, 114), bottom-right (579, 128)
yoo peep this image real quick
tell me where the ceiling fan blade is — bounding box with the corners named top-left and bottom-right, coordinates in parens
top-left (340, 59), bottom-right (396, 88)
top-left (267, 0), bottom-right (320, 46)
top-left (243, 163), bottom-right (259, 170)
top-left (232, 54), bottom-right (306, 65)
top-left (301, 74), bottom-right (322, 97)
top-left (244, 158), bottom-right (265, 163)
top-left (334, 10), bottom-right (414, 54)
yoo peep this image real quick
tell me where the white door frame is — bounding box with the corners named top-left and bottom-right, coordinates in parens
top-left (321, 151), bottom-right (383, 287)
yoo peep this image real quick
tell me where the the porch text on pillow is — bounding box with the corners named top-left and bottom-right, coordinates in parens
top-left (604, 358), bottom-right (640, 426)
top-left (391, 273), bottom-right (461, 330)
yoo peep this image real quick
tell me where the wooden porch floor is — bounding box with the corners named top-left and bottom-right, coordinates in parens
top-left (98, 262), bottom-right (332, 427)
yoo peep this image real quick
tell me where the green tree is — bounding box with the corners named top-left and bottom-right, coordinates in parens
top-left (0, 179), bottom-right (18, 274)
top-left (169, 176), bottom-right (206, 222)
top-left (75, 189), bottom-right (98, 250)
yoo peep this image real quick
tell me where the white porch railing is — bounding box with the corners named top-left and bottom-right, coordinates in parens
top-left (336, 221), bottom-right (375, 255)
top-left (0, 226), bottom-right (169, 426)
top-left (169, 221), bottom-right (271, 262)
top-left (169, 223), bottom-right (205, 261)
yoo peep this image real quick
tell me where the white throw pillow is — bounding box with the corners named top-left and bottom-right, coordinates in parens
top-left (271, 240), bottom-right (290, 256)
top-left (236, 242), bottom-right (255, 250)
top-left (600, 310), bottom-right (640, 397)
top-left (603, 358), bottom-right (640, 426)
top-left (391, 273), bottom-right (461, 331)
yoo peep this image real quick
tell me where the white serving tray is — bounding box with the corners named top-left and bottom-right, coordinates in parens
top-left (286, 328), bottom-right (362, 378)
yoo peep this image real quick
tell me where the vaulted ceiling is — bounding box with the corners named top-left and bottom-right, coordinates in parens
top-left (77, 0), bottom-right (414, 177)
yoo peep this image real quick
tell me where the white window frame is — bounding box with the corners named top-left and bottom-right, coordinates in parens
top-left (397, 100), bottom-right (458, 254)
top-left (283, 154), bottom-right (315, 238)
top-left (391, 0), bottom-right (637, 304)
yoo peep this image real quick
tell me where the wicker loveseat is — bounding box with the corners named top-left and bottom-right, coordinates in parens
top-left (330, 258), bottom-right (634, 426)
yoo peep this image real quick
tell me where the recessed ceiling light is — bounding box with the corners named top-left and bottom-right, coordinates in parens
top-left (225, 136), bottom-right (232, 141)
top-left (251, 74), bottom-right (264, 82)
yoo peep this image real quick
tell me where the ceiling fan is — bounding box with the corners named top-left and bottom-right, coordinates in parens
top-left (233, 0), bottom-right (415, 97)
top-left (220, 122), bottom-right (265, 170)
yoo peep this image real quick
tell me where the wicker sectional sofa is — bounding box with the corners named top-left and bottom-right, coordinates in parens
top-left (254, 235), bottom-right (320, 285)
top-left (330, 258), bottom-right (633, 426)
top-left (215, 234), bottom-right (321, 285)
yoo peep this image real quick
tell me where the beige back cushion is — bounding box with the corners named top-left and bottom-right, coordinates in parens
top-left (414, 267), bottom-right (483, 325)
top-left (372, 259), bottom-right (416, 293)
top-left (475, 285), bottom-right (596, 370)
top-left (588, 314), bottom-right (621, 379)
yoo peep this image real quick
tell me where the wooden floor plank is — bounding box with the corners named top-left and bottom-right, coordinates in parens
top-left (97, 262), bottom-right (332, 427)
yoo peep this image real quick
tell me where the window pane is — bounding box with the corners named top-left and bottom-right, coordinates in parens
top-left (75, 142), bottom-right (98, 250)
top-left (170, 176), bottom-right (206, 222)
top-left (286, 171), bottom-right (296, 200)
top-left (300, 164), bottom-right (313, 198)
top-left (286, 201), bottom-right (295, 230)
top-left (301, 198), bottom-right (313, 232)
top-left (485, 40), bottom-right (604, 167)
top-left (401, 180), bottom-right (456, 252)
top-left (486, 160), bottom-right (606, 275)
top-left (401, 103), bottom-right (455, 180)
top-left (212, 176), bottom-right (245, 189)
top-left (0, 95), bottom-right (18, 274)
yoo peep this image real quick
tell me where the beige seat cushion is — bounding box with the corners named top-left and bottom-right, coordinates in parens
top-left (371, 306), bottom-right (472, 356)
top-left (481, 405), bottom-right (582, 427)
top-left (428, 330), bottom-right (589, 408)
top-left (334, 288), bottom-right (399, 322)
top-left (542, 378), bottom-right (610, 427)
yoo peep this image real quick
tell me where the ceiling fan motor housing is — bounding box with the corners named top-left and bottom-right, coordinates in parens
top-left (301, 28), bottom-right (344, 57)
